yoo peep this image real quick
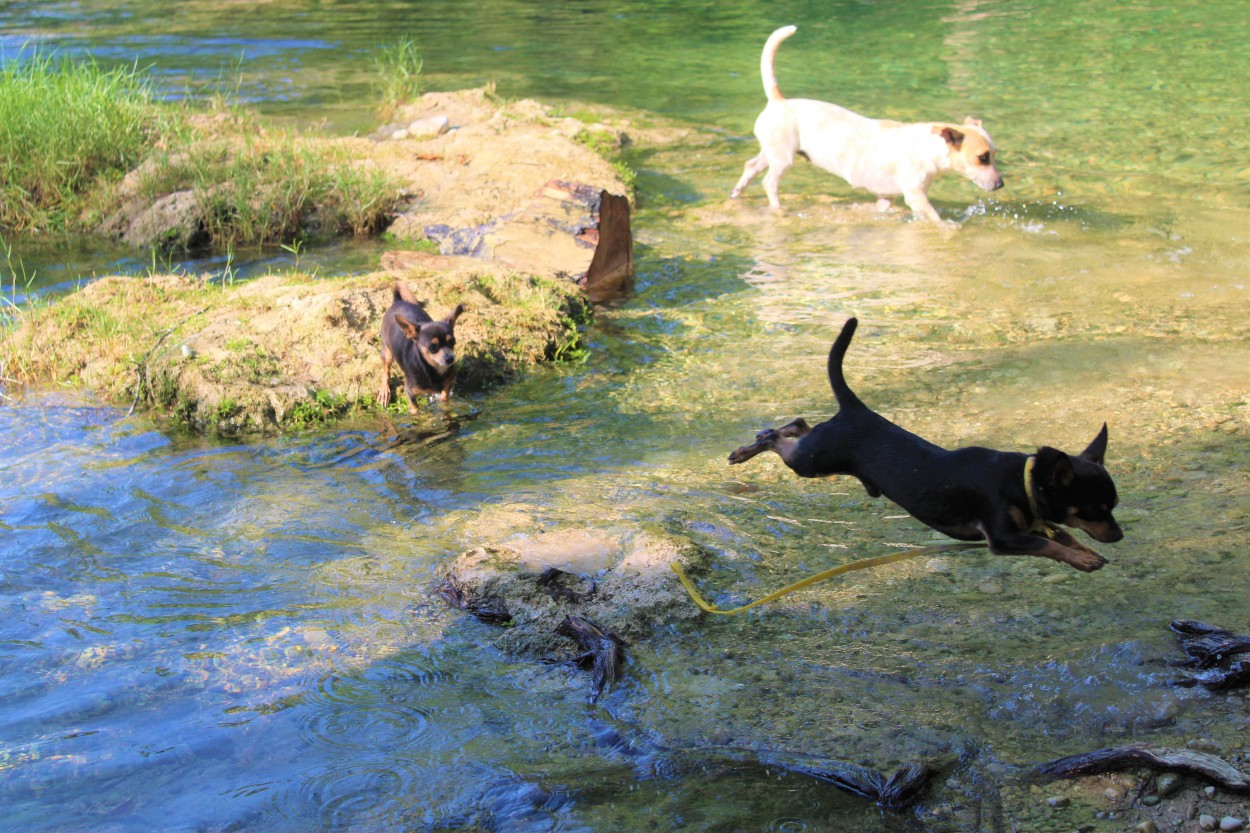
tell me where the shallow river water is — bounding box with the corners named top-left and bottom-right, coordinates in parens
top-left (2, 2), bottom-right (1249, 832)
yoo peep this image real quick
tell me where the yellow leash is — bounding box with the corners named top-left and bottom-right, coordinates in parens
top-left (670, 540), bottom-right (988, 615)
top-left (675, 455), bottom-right (1047, 615)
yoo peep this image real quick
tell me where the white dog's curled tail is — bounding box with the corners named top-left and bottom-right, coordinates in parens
top-left (760, 25), bottom-right (798, 102)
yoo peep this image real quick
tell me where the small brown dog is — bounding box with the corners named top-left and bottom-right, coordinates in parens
top-left (731, 25), bottom-right (1004, 223)
top-left (377, 283), bottom-right (464, 414)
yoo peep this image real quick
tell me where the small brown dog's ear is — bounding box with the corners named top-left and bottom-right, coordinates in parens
top-left (963, 116), bottom-right (983, 128)
top-left (935, 126), bottom-right (965, 149)
top-left (394, 314), bottom-right (420, 339)
top-left (446, 303), bottom-right (465, 326)
top-left (1079, 423), bottom-right (1109, 465)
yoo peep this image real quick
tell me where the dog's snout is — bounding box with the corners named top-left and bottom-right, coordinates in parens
top-left (992, 175), bottom-right (1004, 190)
top-left (1092, 520), bottom-right (1123, 544)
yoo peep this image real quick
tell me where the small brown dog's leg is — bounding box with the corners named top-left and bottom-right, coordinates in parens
top-left (378, 350), bottom-right (394, 407)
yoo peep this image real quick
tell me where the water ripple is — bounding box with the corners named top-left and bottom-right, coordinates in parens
top-left (301, 669), bottom-right (434, 753)
top-left (284, 761), bottom-right (423, 833)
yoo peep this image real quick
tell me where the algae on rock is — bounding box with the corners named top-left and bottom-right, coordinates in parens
top-left (437, 528), bottom-right (709, 663)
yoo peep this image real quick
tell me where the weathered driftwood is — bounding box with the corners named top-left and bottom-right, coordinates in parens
top-left (756, 750), bottom-right (941, 810)
top-left (555, 615), bottom-right (627, 702)
top-left (1037, 744), bottom-right (1250, 793)
top-left (1170, 620), bottom-right (1250, 690)
top-left (1172, 620), bottom-right (1250, 667)
top-left (435, 575), bottom-right (513, 625)
top-left (580, 191), bottom-right (633, 303)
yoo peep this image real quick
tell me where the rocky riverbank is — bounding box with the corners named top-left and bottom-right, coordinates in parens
top-left (1, 88), bottom-right (638, 432)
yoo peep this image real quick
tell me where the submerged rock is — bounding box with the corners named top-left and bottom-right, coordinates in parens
top-left (435, 528), bottom-right (708, 694)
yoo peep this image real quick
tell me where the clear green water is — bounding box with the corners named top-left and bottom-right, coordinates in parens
top-left (2, 2), bottom-right (1249, 831)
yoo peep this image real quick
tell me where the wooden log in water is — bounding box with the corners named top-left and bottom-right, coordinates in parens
top-left (1036, 744), bottom-right (1250, 792)
top-left (1170, 620), bottom-right (1250, 690)
top-left (756, 750), bottom-right (941, 810)
top-left (581, 191), bottom-right (633, 303)
top-left (1171, 620), bottom-right (1250, 668)
top-left (555, 615), bottom-right (627, 701)
top-left (435, 575), bottom-right (513, 625)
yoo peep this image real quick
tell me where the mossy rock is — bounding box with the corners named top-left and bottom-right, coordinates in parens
top-left (0, 260), bottom-right (590, 434)
top-left (437, 527), bottom-right (709, 660)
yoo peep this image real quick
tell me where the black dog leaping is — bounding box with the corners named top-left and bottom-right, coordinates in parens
top-left (729, 318), bottom-right (1122, 572)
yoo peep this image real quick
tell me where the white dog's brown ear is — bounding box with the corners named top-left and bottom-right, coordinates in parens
top-left (935, 126), bottom-right (965, 149)
top-left (963, 116), bottom-right (983, 128)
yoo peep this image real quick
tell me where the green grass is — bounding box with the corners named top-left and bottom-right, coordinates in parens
top-left (1, 53), bottom-right (400, 251)
top-left (135, 127), bottom-right (397, 248)
top-left (287, 389), bottom-right (360, 429)
top-left (373, 38), bottom-right (424, 118)
top-left (0, 53), bottom-right (168, 232)
top-left (574, 128), bottom-right (637, 193)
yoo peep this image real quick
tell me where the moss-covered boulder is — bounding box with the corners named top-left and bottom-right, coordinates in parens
top-left (437, 527), bottom-right (709, 662)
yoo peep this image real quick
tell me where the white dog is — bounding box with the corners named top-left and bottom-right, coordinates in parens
top-left (731, 25), bottom-right (1004, 223)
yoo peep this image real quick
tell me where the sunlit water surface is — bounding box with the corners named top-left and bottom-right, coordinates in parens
top-left (2, 1), bottom-right (1248, 831)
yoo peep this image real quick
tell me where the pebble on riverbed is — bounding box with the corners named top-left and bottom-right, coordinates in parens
top-left (1156, 772), bottom-right (1182, 797)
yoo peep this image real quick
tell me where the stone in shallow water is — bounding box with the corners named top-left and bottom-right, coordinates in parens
top-left (436, 527), bottom-right (708, 662)
top-left (508, 529), bottom-right (621, 573)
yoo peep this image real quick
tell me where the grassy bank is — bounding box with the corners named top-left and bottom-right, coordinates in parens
top-left (0, 54), bottom-right (400, 250)
top-left (0, 266), bottom-right (591, 434)
top-left (0, 54), bottom-right (161, 232)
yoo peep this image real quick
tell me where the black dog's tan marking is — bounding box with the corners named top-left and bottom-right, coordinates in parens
top-left (730, 318), bottom-right (1122, 572)
top-left (378, 283), bottom-right (465, 414)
